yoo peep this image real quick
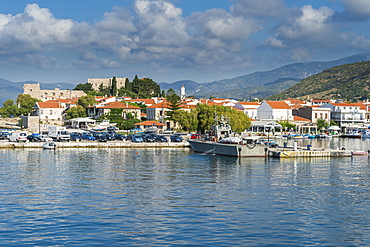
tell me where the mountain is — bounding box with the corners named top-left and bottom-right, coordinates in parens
top-left (0, 80), bottom-right (77, 105)
top-left (161, 53), bottom-right (370, 100)
top-left (268, 61), bottom-right (370, 101)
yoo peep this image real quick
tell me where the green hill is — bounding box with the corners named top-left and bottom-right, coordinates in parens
top-left (268, 61), bottom-right (370, 101)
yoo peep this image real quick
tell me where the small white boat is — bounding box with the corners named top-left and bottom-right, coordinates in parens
top-left (43, 141), bottom-right (57, 149)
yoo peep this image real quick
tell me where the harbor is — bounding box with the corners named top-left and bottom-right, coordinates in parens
top-left (0, 140), bottom-right (190, 148)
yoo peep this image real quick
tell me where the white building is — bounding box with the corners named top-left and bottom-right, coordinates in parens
top-left (257, 101), bottom-right (293, 121)
top-left (320, 103), bottom-right (366, 127)
top-left (234, 102), bottom-right (260, 119)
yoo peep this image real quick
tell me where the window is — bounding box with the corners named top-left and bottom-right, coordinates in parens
top-left (50, 110), bottom-right (53, 115)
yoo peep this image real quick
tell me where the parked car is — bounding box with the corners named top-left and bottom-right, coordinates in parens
top-left (114, 133), bottom-right (126, 141)
top-left (0, 131), bottom-right (11, 140)
top-left (39, 135), bottom-right (53, 142)
top-left (27, 134), bottom-right (42, 142)
top-left (154, 135), bottom-right (168, 142)
top-left (69, 133), bottom-right (82, 141)
top-left (105, 132), bottom-right (116, 141)
top-left (81, 132), bottom-right (96, 141)
top-left (107, 126), bottom-right (118, 132)
top-left (95, 133), bottom-right (108, 142)
top-left (190, 133), bottom-right (201, 139)
top-left (9, 132), bottom-right (28, 142)
top-left (170, 134), bottom-right (183, 142)
top-left (131, 135), bottom-right (143, 142)
top-left (143, 134), bottom-right (156, 142)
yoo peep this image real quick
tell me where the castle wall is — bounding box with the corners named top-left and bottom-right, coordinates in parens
top-left (23, 83), bottom-right (86, 101)
top-left (88, 77), bottom-right (127, 91)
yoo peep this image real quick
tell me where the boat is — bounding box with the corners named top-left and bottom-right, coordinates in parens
top-left (339, 132), bottom-right (362, 138)
top-left (187, 116), bottom-right (268, 157)
top-left (43, 141), bottom-right (57, 149)
top-left (88, 120), bottom-right (117, 131)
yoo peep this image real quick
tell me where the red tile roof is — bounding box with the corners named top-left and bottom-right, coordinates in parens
top-left (293, 116), bottom-right (310, 121)
top-left (265, 101), bottom-right (291, 109)
top-left (97, 102), bottom-right (140, 109)
top-left (37, 102), bottom-right (63, 108)
top-left (147, 102), bottom-right (171, 108)
top-left (134, 121), bottom-right (166, 126)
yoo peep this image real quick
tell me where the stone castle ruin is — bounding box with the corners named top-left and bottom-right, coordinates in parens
top-left (23, 83), bottom-right (86, 101)
top-left (88, 77), bottom-right (127, 91)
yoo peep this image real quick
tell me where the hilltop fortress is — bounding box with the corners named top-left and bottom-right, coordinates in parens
top-left (23, 83), bottom-right (86, 101)
top-left (23, 77), bottom-right (127, 101)
top-left (87, 77), bottom-right (127, 91)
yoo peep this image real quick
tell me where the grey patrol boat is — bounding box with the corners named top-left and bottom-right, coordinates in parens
top-left (188, 116), bottom-right (268, 157)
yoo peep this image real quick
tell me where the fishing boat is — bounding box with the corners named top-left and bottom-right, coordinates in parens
top-left (187, 116), bottom-right (268, 157)
top-left (43, 141), bottom-right (57, 149)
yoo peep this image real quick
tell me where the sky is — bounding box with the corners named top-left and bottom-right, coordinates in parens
top-left (0, 0), bottom-right (369, 85)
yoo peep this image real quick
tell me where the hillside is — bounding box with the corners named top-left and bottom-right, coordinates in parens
top-left (161, 53), bottom-right (370, 99)
top-left (268, 61), bottom-right (370, 101)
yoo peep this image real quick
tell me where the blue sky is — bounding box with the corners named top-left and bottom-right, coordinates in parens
top-left (0, 0), bottom-right (369, 85)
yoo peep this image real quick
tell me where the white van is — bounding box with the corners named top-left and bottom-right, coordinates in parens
top-left (9, 132), bottom-right (28, 142)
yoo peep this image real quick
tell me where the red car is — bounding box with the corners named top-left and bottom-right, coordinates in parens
top-left (190, 133), bottom-right (201, 139)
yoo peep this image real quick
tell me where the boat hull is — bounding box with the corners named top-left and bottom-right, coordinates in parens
top-left (188, 140), bottom-right (267, 157)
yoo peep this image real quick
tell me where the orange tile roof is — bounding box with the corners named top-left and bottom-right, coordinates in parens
top-left (134, 121), bottom-right (166, 126)
top-left (312, 99), bottom-right (330, 102)
top-left (238, 102), bottom-right (260, 106)
top-left (285, 98), bottom-right (306, 104)
top-left (147, 102), bottom-right (171, 108)
top-left (265, 101), bottom-right (291, 109)
top-left (37, 102), bottom-right (63, 108)
top-left (294, 116), bottom-right (310, 121)
top-left (97, 102), bottom-right (140, 109)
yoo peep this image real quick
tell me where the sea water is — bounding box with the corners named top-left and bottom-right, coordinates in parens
top-left (0, 138), bottom-right (370, 246)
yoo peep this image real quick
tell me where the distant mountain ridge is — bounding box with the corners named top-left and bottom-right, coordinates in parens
top-left (268, 61), bottom-right (370, 101)
top-left (159, 53), bottom-right (370, 99)
top-left (0, 53), bottom-right (369, 105)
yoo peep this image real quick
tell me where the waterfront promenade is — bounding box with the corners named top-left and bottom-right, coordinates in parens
top-left (0, 140), bottom-right (190, 148)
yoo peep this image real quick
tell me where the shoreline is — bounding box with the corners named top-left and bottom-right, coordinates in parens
top-left (0, 140), bottom-right (190, 149)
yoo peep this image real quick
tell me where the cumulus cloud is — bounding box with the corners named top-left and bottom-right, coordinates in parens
top-left (1, 0), bottom-right (370, 78)
top-left (263, 5), bottom-right (338, 60)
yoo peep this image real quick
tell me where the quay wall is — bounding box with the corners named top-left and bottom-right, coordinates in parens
top-left (0, 141), bottom-right (190, 149)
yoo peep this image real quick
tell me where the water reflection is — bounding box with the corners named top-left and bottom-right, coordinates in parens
top-left (0, 147), bottom-right (370, 246)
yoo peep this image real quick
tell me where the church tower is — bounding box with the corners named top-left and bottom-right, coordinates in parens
top-left (180, 84), bottom-right (186, 100)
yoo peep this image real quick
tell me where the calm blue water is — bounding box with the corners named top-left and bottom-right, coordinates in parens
top-left (1, 139), bottom-right (370, 246)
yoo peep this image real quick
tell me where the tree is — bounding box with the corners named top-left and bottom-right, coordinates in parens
top-left (125, 78), bottom-right (132, 91)
top-left (278, 120), bottom-right (296, 131)
top-left (316, 118), bottom-right (329, 131)
top-left (166, 88), bottom-right (181, 121)
top-left (0, 100), bottom-right (18, 117)
top-left (66, 106), bottom-right (87, 119)
top-left (16, 94), bottom-right (41, 116)
top-left (117, 88), bottom-right (137, 98)
top-left (77, 95), bottom-right (97, 108)
top-left (132, 77), bottom-right (160, 98)
top-left (111, 76), bottom-right (117, 96)
top-left (74, 83), bottom-right (93, 93)
top-left (170, 104), bottom-right (251, 133)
